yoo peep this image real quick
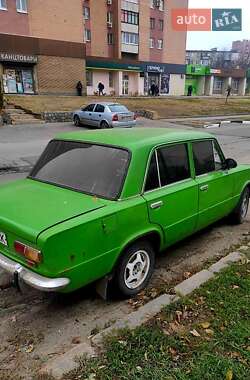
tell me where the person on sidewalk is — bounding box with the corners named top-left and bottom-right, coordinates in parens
top-left (98, 82), bottom-right (105, 96)
top-left (225, 85), bottom-right (232, 104)
top-left (150, 82), bottom-right (156, 96)
top-left (187, 85), bottom-right (193, 96)
top-left (76, 81), bottom-right (83, 96)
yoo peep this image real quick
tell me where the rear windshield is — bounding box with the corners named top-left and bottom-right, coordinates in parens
top-left (29, 140), bottom-right (130, 200)
top-left (108, 104), bottom-right (129, 113)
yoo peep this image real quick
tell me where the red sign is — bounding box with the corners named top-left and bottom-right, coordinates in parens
top-left (172, 8), bottom-right (212, 31)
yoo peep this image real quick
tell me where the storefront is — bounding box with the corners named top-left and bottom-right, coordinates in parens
top-left (185, 65), bottom-right (211, 96)
top-left (86, 58), bottom-right (186, 96)
top-left (0, 33), bottom-right (86, 96)
top-left (0, 53), bottom-right (38, 94)
top-left (86, 58), bottom-right (142, 96)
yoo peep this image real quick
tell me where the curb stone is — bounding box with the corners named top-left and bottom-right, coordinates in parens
top-left (92, 294), bottom-right (174, 348)
top-left (208, 251), bottom-right (245, 273)
top-left (174, 269), bottom-right (215, 297)
top-left (40, 343), bottom-right (97, 379)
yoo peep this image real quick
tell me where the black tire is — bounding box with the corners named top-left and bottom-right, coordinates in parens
top-left (229, 187), bottom-right (249, 224)
top-left (74, 115), bottom-right (81, 127)
top-left (113, 241), bottom-right (155, 298)
top-left (100, 120), bottom-right (111, 129)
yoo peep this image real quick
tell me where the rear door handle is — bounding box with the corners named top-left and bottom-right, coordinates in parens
top-left (150, 201), bottom-right (163, 209)
top-left (200, 184), bottom-right (209, 191)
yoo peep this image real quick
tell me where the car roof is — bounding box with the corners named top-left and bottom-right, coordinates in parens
top-left (86, 102), bottom-right (124, 106)
top-left (56, 128), bottom-right (214, 151)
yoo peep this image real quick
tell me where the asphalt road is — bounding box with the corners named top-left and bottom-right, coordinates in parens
top-left (0, 119), bottom-right (250, 378)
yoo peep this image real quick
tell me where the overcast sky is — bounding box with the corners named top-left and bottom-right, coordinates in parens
top-left (187, 0), bottom-right (250, 50)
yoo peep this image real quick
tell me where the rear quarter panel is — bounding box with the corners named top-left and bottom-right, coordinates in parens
top-left (230, 165), bottom-right (250, 207)
top-left (37, 196), bottom-right (163, 292)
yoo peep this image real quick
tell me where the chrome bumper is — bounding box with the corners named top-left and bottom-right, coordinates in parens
top-left (0, 252), bottom-right (70, 292)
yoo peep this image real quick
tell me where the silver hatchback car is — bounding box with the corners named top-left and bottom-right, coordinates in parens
top-left (73, 102), bottom-right (136, 129)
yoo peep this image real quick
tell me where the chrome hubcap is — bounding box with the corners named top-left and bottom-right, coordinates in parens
top-left (241, 192), bottom-right (249, 218)
top-left (124, 250), bottom-right (150, 290)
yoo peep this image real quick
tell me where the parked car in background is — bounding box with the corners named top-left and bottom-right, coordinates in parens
top-left (0, 128), bottom-right (249, 298)
top-left (73, 102), bottom-right (136, 129)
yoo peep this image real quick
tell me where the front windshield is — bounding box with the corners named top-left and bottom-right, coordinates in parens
top-left (29, 140), bottom-right (129, 200)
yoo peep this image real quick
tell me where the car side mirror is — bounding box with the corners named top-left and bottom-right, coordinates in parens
top-left (224, 158), bottom-right (237, 170)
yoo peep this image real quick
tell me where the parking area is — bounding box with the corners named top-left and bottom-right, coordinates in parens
top-left (0, 120), bottom-right (250, 379)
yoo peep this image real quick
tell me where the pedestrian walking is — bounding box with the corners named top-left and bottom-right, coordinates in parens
top-left (98, 82), bottom-right (105, 96)
top-left (150, 82), bottom-right (156, 96)
top-left (187, 85), bottom-right (193, 96)
top-left (155, 84), bottom-right (159, 96)
top-left (76, 81), bottom-right (83, 96)
top-left (225, 85), bottom-right (231, 104)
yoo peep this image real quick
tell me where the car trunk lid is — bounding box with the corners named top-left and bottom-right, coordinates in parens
top-left (0, 179), bottom-right (107, 245)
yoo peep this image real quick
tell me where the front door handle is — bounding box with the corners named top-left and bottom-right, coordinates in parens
top-left (150, 201), bottom-right (163, 209)
top-left (200, 184), bottom-right (209, 191)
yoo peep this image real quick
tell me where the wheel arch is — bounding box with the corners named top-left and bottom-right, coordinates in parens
top-left (112, 229), bottom-right (163, 272)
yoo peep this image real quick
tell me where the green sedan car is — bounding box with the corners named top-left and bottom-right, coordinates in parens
top-left (0, 128), bottom-right (249, 297)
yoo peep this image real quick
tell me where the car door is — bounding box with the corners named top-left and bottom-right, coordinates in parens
top-left (192, 139), bottom-right (235, 230)
top-left (92, 104), bottom-right (106, 127)
top-left (143, 143), bottom-right (199, 247)
top-left (80, 104), bottom-right (96, 125)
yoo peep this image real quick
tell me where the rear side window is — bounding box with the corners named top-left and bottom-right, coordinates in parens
top-left (84, 104), bottom-right (95, 112)
top-left (108, 104), bottom-right (128, 112)
top-left (95, 104), bottom-right (105, 113)
top-left (158, 144), bottom-right (190, 186)
top-left (192, 140), bottom-right (215, 176)
top-left (145, 152), bottom-right (160, 192)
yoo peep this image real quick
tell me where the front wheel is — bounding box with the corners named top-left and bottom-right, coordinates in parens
top-left (229, 187), bottom-right (249, 224)
top-left (114, 241), bottom-right (155, 298)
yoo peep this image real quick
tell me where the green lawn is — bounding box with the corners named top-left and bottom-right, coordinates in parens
top-left (63, 253), bottom-right (250, 380)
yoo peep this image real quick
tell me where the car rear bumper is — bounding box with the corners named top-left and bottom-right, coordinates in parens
top-left (0, 252), bottom-right (70, 292)
top-left (111, 120), bottom-right (136, 128)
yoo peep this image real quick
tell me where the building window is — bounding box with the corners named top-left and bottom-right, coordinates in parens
top-left (109, 72), bottom-right (114, 87)
top-left (121, 32), bottom-right (138, 45)
top-left (16, 0), bottom-right (27, 13)
top-left (149, 38), bottom-right (155, 48)
top-left (83, 6), bottom-right (90, 20)
top-left (151, 0), bottom-right (164, 11)
top-left (107, 11), bottom-right (113, 23)
top-left (84, 29), bottom-right (91, 42)
top-left (122, 73), bottom-right (129, 95)
top-left (150, 18), bottom-right (155, 30)
top-left (107, 33), bottom-right (114, 45)
top-left (159, 19), bottom-right (164, 31)
top-left (86, 71), bottom-right (93, 87)
top-left (157, 39), bottom-right (163, 49)
top-left (121, 10), bottom-right (139, 25)
top-left (0, 0), bottom-right (7, 10)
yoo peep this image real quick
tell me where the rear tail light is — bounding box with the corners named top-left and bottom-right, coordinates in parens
top-left (14, 241), bottom-right (42, 264)
top-left (112, 114), bottom-right (119, 122)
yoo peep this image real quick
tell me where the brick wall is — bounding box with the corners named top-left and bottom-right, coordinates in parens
top-left (163, 0), bottom-right (188, 64)
top-left (36, 56), bottom-right (85, 95)
top-left (0, 0), bottom-right (29, 36)
top-left (28, 0), bottom-right (84, 43)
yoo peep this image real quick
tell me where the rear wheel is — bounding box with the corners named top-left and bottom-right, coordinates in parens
top-left (229, 187), bottom-right (249, 224)
top-left (100, 120), bottom-right (110, 129)
top-left (74, 115), bottom-right (81, 127)
top-left (114, 241), bottom-right (155, 297)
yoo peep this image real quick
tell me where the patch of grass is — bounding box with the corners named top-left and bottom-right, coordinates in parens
top-left (63, 257), bottom-right (250, 380)
top-left (5, 95), bottom-right (250, 119)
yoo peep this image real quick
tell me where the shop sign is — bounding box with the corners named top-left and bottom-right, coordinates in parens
top-left (210, 68), bottom-right (222, 74)
top-left (147, 65), bottom-right (165, 73)
top-left (186, 64), bottom-right (208, 76)
top-left (0, 53), bottom-right (38, 63)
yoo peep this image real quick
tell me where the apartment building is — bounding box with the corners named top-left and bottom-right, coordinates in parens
top-left (0, 0), bottom-right (85, 95)
top-left (84, 0), bottom-right (187, 96)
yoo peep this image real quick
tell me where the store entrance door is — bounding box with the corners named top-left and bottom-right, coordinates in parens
top-left (148, 73), bottom-right (160, 94)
